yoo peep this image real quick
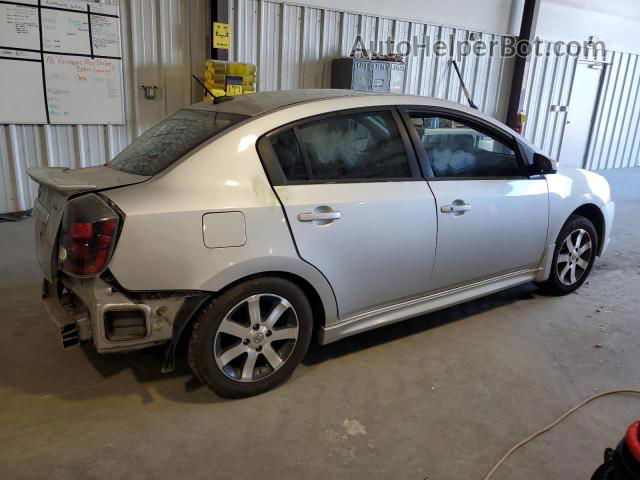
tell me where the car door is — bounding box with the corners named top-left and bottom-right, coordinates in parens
top-left (257, 107), bottom-right (438, 319)
top-left (402, 108), bottom-right (549, 290)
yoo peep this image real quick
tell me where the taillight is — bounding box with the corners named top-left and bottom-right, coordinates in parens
top-left (59, 194), bottom-right (120, 277)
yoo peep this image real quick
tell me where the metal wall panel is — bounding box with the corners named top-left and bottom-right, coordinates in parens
top-left (280, 4), bottom-right (302, 89)
top-left (320, 10), bottom-right (341, 88)
top-left (301, 7), bottom-right (323, 88)
top-left (229, 1), bottom-right (640, 171)
top-left (0, 0), bottom-right (209, 214)
top-left (229, 0), bottom-right (514, 120)
top-left (521, 42), bottom-right (577, 160)
top-left (521, 42), bottom-right (640, 170)
top-left (258, 1), bottom-right (281, 90)
top-left (586, 51), bottom-right (640, 170)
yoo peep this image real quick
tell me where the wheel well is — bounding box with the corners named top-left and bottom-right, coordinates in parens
top-left (168, 271), bottom-right (328, 370)
top-left (180, 271), bottom-right (326, 333)
top-left (571, 204), bottom-right (605, 255)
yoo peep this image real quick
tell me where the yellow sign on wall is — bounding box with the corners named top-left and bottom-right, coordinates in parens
top-left (213, 22), bottom-right (230, 49)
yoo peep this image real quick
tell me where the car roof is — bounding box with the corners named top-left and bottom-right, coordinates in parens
top-left (189, 89), bottom-right (382, 117)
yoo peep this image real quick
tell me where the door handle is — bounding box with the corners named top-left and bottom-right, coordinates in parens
top-left (441, 204), bottom-right (471, 214)
top-left (298, 211), bottom-right (341, 222)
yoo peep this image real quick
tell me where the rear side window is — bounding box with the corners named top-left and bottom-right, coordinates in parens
top-left (266, 110), bottom-right (414, 183)
top-left (297, 111), bottom-right (412, 181)
top-left (108, 109), bottom-right (247, 176)
top-left (270, 130), bottom-right (308, 181)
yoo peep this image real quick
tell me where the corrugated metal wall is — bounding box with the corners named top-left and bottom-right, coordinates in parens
top-left (585, 50), bottom-right (640, 170)
top-left (521, 43), bottom-right (640, 170)
top-left (520, 42), bottom-right (577, 161)
top-left (0, 0), bottom-right (210, 214)
top-left (231, 1), bottom-right (640, 172)
top-left (227, 0), bottom-right (514, 119)
top-left (6, 1), bottom-right (634, 215)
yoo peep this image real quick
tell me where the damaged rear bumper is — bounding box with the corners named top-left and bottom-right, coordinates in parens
top-left (42, 279), bottom-right (91, 348)
top-left (41, 275), bottom-right (185, 354)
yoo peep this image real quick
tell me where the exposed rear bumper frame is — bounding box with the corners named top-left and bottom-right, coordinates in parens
top-left (42, 279), bottom-right (91, 349)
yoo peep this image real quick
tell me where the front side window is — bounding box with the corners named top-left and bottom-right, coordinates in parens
top-left (292, 111), bottom-right (413, 181)
top-left (108, 109), bottom-right (247, 176)
top-left (409, 114), bottom-right (522, 178)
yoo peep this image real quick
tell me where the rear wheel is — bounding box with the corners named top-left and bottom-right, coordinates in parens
top-left (188, 277), bottom-right (312, 398)
top-left (538, 215), bottom-right (598, 295)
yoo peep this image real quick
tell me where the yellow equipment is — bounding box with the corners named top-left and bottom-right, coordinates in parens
top-left (203, 60), bottom-right (256, 100)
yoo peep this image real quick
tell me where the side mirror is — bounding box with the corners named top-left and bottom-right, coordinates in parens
top-left (531, 153), bottom-right (557, 175)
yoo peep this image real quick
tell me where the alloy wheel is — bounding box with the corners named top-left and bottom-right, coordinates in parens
top-left (213, 294), bottom-right (299, 382)
top-left (556, 228), bottom-right (593, 286)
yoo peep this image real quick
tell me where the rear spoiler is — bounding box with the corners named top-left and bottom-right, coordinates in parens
top-left (27, 167), bottom-right (97, 193)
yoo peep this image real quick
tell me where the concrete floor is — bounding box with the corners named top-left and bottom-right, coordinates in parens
top-left (1, 168), bottom-right (639, 480)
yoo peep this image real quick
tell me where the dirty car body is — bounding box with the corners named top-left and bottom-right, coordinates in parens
top-left (29, 90), bottom-right (615, 397)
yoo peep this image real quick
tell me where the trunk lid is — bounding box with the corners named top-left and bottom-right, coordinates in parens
top-left (28, 165), bottom-right (148, 281)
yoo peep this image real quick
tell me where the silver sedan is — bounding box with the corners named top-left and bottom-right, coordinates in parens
top-left (29, 90), bottom-right (615, 397)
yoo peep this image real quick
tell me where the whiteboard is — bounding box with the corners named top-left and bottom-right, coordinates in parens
top-left (0, 2), bottom-right (39, 50)
top-left (41, 8), bottom-right (91, 55)
top-left (45, 54), bottom-right (124, 124)
top-left (0, 0), bottom-right (124, 125)
top-left (90, 14), bottom-right (120, 57)
top-left (0, 50), bottom-right (47, 124)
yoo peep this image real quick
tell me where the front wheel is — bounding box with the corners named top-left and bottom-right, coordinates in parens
top-left (537, 215), bottom-right (598, 295)
top-left (188, 277), bottom-right (313, 398)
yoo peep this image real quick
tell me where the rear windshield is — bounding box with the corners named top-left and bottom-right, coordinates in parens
top-left (107, 109), bottom-right (247, 176)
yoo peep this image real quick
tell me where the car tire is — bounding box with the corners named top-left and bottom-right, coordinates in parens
top-left (188, 277), bottom-right (313, 398)
top-left (537, 215), bottom-right (598, 295)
